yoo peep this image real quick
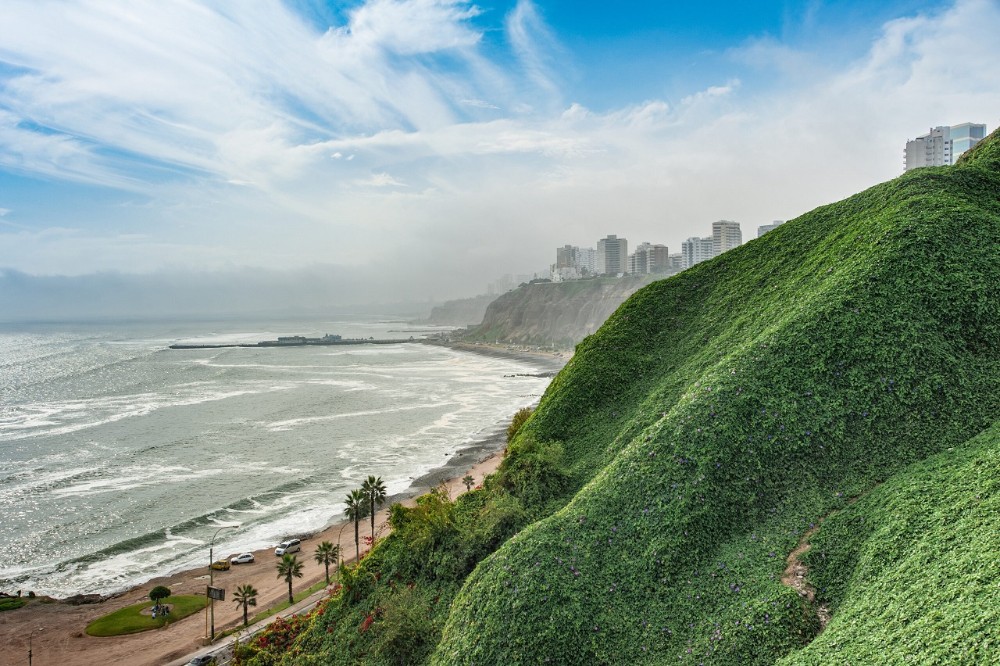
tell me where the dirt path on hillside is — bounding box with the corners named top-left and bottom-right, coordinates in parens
top-left (781, 524), bottom-right (832, 630)
top-left (0, 453), bottom-right (504, 666)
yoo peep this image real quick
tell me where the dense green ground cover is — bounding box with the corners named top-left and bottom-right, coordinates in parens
top-left (240, 131), bottom-right (1000, 665)
top-left (434, 131), bottom-right (1000, 663)
top-left (780, 420), bottom-right (1000, 664)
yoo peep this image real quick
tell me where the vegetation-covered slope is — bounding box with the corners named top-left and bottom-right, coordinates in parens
top-left (238, 130), bottom-right (999, 665)
top-left (433, 131), bottom-right (1000, 663)
top-left (780, 420), bottom-right (1000, 664)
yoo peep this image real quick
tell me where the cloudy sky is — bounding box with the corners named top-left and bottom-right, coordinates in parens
top-left (1, 0), bottom-right (998, 316)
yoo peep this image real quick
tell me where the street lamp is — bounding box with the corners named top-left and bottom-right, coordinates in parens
top-left (28, 626), bottom-right (44, 666)
top-left (206, 523), bottom-right (240, 642)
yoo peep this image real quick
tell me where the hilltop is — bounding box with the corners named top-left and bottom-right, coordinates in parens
top-left (236, 129), bottom-right (1000, 665)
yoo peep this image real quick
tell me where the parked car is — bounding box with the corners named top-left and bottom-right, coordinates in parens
top-left (210, 559), bottom-right (230, 571)
top-left (187, 656), bottom-right (215, 666)
top-left (230, 552), bottom-right (255, 565)
top-left (274, 539), bottom-right (301, 555)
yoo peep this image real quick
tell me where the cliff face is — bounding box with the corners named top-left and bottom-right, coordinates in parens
top-left (418, 293), bottom-right (497, 327)
top-left (463, 275), bottom-right (658, 347)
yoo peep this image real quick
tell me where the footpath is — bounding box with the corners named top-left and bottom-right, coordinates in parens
top-left (167, 584), bottom-right (331, 666)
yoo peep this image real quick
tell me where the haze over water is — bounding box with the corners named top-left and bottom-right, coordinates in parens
top-left (0, 318), bottom-right (551, 598)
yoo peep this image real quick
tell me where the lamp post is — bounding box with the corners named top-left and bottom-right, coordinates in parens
top-left (206, 523), bottom-right (240, 642)
top-left (28, 626), bottom-right (43, 666)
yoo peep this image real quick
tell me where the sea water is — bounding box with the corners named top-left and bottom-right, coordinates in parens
top-left (0, 318), bottom-right (551, 597)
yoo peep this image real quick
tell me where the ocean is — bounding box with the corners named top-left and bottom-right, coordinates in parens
top-left (0, 318), bottom-right (552, 598)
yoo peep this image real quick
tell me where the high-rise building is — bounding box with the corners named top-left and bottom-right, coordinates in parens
top-left (556, 245), bottom-right (578, 269)
top-left (578, 247), bottom-right (596, 275)
top-left (712, 220), bottom-right (742, 256)
top-left (904, 123), bottom-right (987, 171)
top-left (552, 244), bottom-right (599, 281)
top-left (666, 253), bottom-right (684, 275)
top-left (630, 242), bottom-right (670, 274)
top-left (597, 235), bottom-right (628, 275)
top-left (757, 220), bottom-right (784, 237)
top-left (681, 236), bottom-right (714, 269)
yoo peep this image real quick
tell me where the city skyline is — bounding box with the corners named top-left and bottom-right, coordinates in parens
top-left (2, 0), bottom-right (999, 317)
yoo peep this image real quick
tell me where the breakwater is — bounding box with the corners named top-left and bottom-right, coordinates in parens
top-left (169, 336), bottom-right (415, 350)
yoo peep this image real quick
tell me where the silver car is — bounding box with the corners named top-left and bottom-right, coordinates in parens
top-left (274, 539), bottom-right (301, 555)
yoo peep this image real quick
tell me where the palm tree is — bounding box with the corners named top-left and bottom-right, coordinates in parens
top-left (276, 554), bottom-right (304, 605)
top-left (361, 475), bottom-right (387, 542)
top-left (462, 474), bottom-right (475, 492)
top-left (232, 584), bottom-right (258, 627)
top-left (314, 541), bottom-right (339, 585)
top-left (344, 488), bottom-right (367, 562)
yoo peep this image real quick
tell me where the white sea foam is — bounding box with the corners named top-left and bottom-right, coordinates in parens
top-left (0, 320), bottom-right (554, 597)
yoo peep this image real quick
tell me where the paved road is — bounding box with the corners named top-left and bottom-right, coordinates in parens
top-left (166, 586), bottom-right (330, 666)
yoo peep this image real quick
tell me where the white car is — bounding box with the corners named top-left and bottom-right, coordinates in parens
top-left (274, 539), bottom-right (301, 556)
top-left (230, 552), bottom-right (255, 565)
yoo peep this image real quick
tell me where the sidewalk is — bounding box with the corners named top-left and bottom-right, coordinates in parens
top-left (165, 585), bottom-right (332, 666)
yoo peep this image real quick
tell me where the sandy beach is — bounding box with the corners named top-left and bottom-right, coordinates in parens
top-left (0, 343), bottom-right (567, 666)
top-left (0, 447), bottom-right (506, 666)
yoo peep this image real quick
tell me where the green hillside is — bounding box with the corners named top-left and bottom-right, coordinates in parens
top-left (236, 130), bottom-right (1000, 665)
top-left (434, 130), bottom-right (1000, 663)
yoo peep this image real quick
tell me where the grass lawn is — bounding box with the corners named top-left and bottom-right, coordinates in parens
top-left (86, 595), bottom-right (208, 637)
top-left (0, 597), bottom-right (27, 612)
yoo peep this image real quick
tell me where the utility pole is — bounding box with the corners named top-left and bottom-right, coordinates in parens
top-left (206, 523), bottom-right (240, 641)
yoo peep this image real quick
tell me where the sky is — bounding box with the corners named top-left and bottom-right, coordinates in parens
top-left (1, 0), bottom-right (998, 318)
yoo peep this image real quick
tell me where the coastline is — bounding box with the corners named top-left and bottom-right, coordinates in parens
top-left (0, 341), bottom-right (569, 666)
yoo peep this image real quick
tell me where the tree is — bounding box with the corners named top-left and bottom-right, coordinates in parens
top-left (276, 554), bottom-right (303, 605)
top-left (507, 407), bottom-right (533, 444)
top-left (361, 475), bottom-right (387, 543)
top-left (314, 541), bottom-right (339, 585)
top-left (462, 474), bottom-right (475, 492)
top-left (344, 488), bottom-right (368, 562)
top-left (148, 585), bottom-right (170, 612)
top-left (232, 584), bottom-right (258, 627)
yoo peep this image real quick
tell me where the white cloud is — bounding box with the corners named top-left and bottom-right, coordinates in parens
top-left (0, 0), bottom-right (998, 303)
top-left (356, 172), bottom-right (408, 188)
top-left (505, 0), bottom-right (566, 105)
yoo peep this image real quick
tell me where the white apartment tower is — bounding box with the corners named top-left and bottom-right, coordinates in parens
top-left (681, 237), bottom-right (714, 269)
top-left (712, 220), bottom-right (742, 256)
top-left (904, 123), bottom-right (987, 171)
top-left (597, 235), bottom-right (628, 275)
top-left (578, 247), bottom-right (596, 275)
top-left (757, 220), bottom-right (784, 237)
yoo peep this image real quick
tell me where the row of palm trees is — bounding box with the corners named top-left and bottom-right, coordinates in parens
top-left (343, 475), bottom-right (387, 561)
top-left (230, 476), bottom-right (389, 628)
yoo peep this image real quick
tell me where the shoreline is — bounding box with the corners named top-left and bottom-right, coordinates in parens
top-left (0, 341), bottom-right (569, 666)
top-left (16, 340), bottom-right (566, 605)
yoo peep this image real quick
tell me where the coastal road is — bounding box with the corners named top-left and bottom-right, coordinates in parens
top-left (166, 585), bottom-right (331, 666)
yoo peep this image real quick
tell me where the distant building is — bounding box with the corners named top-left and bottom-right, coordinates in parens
top-left (630, 242), bottom-right (670, 274)
top-left (597, 234), bottom-right (628, 275)
top-left (666, 253), bottom-right (684, 275)
top-left (712, 220), bottom-right (742, 256)
top-left (757, 220), bottom-right (784, 237)
top-left (556, 245), bottom-right (578, 269)
top-left (904, 123), bottom-right (987, 171)
top-left (682, 236), bottom-right (714, 269)
top-left (487, 273), bottom-right (530, 296)
top-left (551, 244), bottom-right (597, 281)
